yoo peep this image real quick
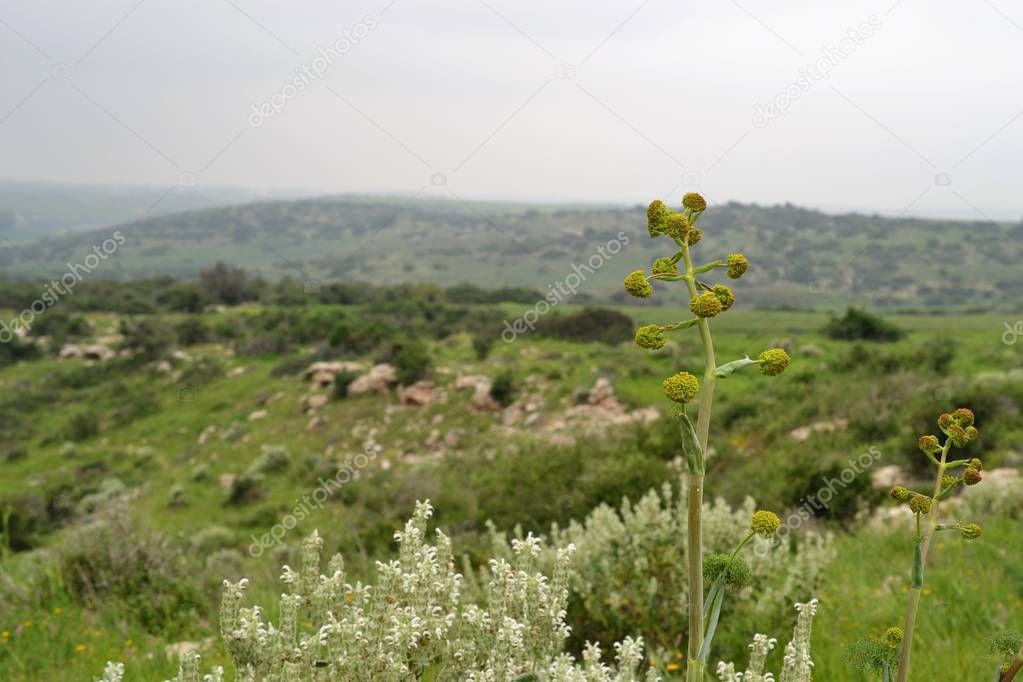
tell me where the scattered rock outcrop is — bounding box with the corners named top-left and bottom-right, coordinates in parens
top-left (348, 364), bottom-right (398, 396)
top-left (59, 343), bottom-right (116, 361)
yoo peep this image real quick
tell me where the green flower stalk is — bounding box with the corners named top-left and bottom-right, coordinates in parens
top-left (697, 510), bottom-right (782, 665)
top-left (879, 408), bottom-right (987, 682)
top-left (625, 193), bottom-right (792, 681)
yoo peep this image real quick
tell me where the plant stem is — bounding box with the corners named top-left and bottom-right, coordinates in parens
top-left (682, 243), bottom-right (717, 682)
top-left (896, 438), bottom-right (951, 682)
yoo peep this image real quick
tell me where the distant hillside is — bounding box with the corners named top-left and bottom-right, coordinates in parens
top-left (0, 181), bottom-right (287, 242)
top-left (2, 195), bottom-right (1021, 309)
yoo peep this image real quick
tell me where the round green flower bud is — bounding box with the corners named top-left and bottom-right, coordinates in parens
top-left (757, 348), bottom-right (790, 376)
top-left (948, 423), bottom-right (969, 448)
top-left (885, 627), bottom-right (904, 648)
top-left (960, 523), bottom-right (982, 540)
top-left (703, 553), bottom-right (752, 591)
top-left (751, 510), bottom-right (781, 537)
top-left (969, 457), bottom-right (983, 470)
top-left (963, 467), bottom-right (982, 486)
top-left (890, 485), bottom-right (911, 502)
top-left (682, 192), bottom-right (707, 212)
top-left (635, 324), bottom-right (666, 351)
top-left (686, 227), bottom-right (703, 246)
top-left (624, 270), bottom-right (653, 298)
top-left (941, 475), bottom-right (958, 490)
top-left (712, 284), bottom-right (735, 311)
top-left (663, 371), bottom-right (699, 404)
top-left (726, 253), bottom-right (749, 279)
top-left (918, 435), bottom-right (941, 456)
top-left (952, 407), bottom-right (974, 427)
top-left (651, 257), bottom-right (680, 277)
top-left (647, 200), bottom-right (669, 237)
top-left (908, 495), bottom-right (932, 515)
top-left (664, 213), bottom-right (690, 242)
top-left (938, 413), bottom-right (953, 432)
top-left (965, 425), bottom-right (979, 443)
top-left (690, 291), bottom-right (723, 318)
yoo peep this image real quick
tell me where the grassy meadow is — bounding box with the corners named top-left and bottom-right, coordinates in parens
top-left (0, 293), bottom-right (1021, 680)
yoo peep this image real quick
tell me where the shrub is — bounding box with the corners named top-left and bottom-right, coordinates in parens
top-left (823, 307), bottom-right (903, 342)
top-left (0, 333), bottom-right (40, 366)
top-left (118, 317), bottom-right (172, 360)
top-left (472, 332), bottom-right (496, 360)
top-left (58, 512), bottom-right (202, 633)
top-left (535, 307), bottom-right (634, 345)
top-left (390, 338), bottom-right (431, 385)
top-left (234, 333), bottom-right (290, 357)
top-left (489, 368), bottom-right (517, 407)
top-left (190, 526), bottom-right (236, 555)
top-left (125, 502), bottom-right (660, 682)
top-left (484, 482), bottom-right (834, 662)
top-left (1, 493), bottom-right (52, 551)
top-left (65, 410), bottom-right (100, 442)
top-left (174, 316), bottom-right (209, 345)
top-left (199, 262), bottom-right (249, 305)
top-left (24, 310), bottom-right (91, 345)
top-left (102, 502), bottom-right (821, 682)
top-left (226, 471), bottom-right (265, 505)
top-left (251, 444), bottom-right (290, 474)
top-left (332, 369), bottom-right (359, 400)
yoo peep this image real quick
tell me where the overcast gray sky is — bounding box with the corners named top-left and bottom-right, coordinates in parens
top-left (2, 0), bottom-right (1022, 219)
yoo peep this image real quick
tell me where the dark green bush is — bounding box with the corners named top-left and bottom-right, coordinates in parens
top-left (534, 307), bottom-right (633, 345)
top-left (174, 316), bottom-right (209, 346)
top-left (823, 307), bottom-right (903, 342)
top-left (489, 369), bottom-right (516, 407)
top-left (333, 370), bottom-right (360, 400)
top-left (65, 410), bottom-right (99, 442)
top-left (390, 338), bottom-right (432, 385)
top-left (119, 317), bottom-right (172, 360)
top-left (0, 333), bottom-right (40, 366)
top-left (58, 513), bottom-right (203, 633)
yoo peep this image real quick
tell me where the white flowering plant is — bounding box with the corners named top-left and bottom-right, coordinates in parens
top-left (96, 499), bottom-right (822, 681)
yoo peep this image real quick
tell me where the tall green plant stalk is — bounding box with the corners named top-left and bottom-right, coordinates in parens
top-left (682, 240), bottom-right (715, 682)
top-left (624, 193), bottom-right (792, 681)
top-left (848, 409), bottom-right (985, 680)
top-left (895, 439), bottom-right (949, 680)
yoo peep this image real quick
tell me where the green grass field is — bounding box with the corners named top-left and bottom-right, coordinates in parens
top-left (1, 305), bottom-right (1021, 680)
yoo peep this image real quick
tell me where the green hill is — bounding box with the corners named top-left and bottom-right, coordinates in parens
top-left (3, 196), bottom-right (1021, 309)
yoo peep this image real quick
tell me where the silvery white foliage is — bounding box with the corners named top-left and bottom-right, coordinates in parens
top-left (715, 599), bottom-right (819, 682)
top-left (170, 654), bottom-right (224, 682)
top-left (484, 480), bottom-right (834, 654)
top-left (95, 662), bottom-right (125, 682)
top-left (120, 500), bottom-right (656, 682)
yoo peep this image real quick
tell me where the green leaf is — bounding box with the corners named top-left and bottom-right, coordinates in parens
top-left (677, 411), bottom-right (704, 475)
top-left (714, 356), bottom-right (757, 378)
